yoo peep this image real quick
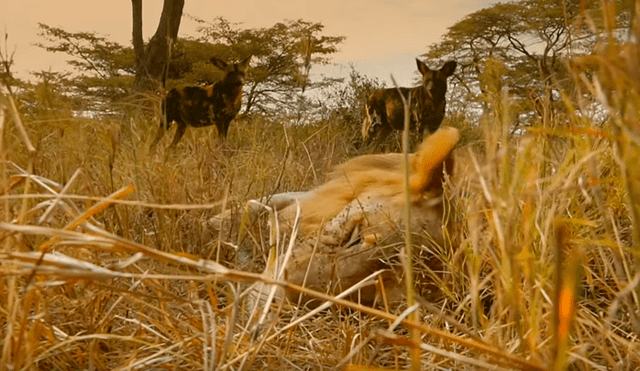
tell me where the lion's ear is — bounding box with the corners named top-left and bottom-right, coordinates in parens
top-left (410, 127), bottom-right (459, 194)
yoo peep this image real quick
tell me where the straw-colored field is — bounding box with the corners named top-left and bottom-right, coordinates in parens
top-left (2, 12), bottom-right (640, 371)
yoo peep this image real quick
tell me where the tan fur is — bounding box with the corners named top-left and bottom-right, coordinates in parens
top-left (212, 126), bottom-right (460, 306)
top-left (279, 126), bottom-right (459, 234)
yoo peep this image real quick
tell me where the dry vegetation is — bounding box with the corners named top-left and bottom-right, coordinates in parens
top-left (2, 7), bottom-right (640, 371)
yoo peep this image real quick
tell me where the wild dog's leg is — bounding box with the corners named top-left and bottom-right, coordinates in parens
top-left (150, 101), bottom-right (168, 149)
top-left (151, 89), bottom-right (179, 149)
top-left (362, 107), bottom-right (386, 148)
top-left (168, 121), bottom-right (188, 149)
top-left (370, 118), bottom-right (392, 150)
top-left (361, 108), bottom-right (373, 142)
top-left (151, 128), bottom-right (164, 148)
top-left (217, 120), bottom-right (229, 140)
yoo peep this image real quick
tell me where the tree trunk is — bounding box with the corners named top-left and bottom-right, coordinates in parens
top-left (131, 0), bottom-right (144, 69)
top-left (132, 0), bottom-right (185, 92)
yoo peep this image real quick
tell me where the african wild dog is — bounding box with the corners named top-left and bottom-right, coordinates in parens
top-left (151, 56), bottom-right (251, 149)
top-left (362, 59), bottom-right (456, 147)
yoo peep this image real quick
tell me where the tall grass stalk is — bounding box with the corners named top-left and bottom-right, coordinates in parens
top-left (391, 73), bottom-right (420, 371)
top-left (1, 2), bottom-right (639, 368)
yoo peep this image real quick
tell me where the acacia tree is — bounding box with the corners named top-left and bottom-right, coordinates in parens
top-left (131, 0), bottom-right (185, 91)
top-left (33, 15), bottom-right (345, 119)
top-left (35, 24), bottom-right (136, 113)
top-left (426, 0), bottom-right (632, 125)
top-left (35, 0), bottom-right (184, 110)
top-left (193, 17), bottom-right (345, 115)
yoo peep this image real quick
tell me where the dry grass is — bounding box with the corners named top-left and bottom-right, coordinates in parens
top-left (1, 6), bottom-right (640, 370)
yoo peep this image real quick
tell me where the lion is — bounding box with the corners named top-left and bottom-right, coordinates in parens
top-left (210, 126), bottom-right (459, 307)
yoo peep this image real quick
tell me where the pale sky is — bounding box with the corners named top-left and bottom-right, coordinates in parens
top-left (2, 0), bottom-right (493, 86)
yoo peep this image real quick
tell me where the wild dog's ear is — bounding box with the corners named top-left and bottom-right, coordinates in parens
top-left (440, 60), bottom-right (457, 77)
top-left (210, 57), bottom-right (228, 70)
top-left (238, 56), bottom-right (251, 71)
top-left (416, 58), bottom-right (432, 76)
top-left (409, 126), bottom-right (459, 194)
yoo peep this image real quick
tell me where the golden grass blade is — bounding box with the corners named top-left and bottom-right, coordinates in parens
top-left (38, 167), bottom-right (82, 224)
top-left (219, 270), bottom-right (545, 371)
top-left (551, 220), bottom-right (583, 371)
top-left (391, 72), bottom-right (421, 371)
top-left (3, 92), bottom-right (35, 154)
top-left (37, 184), bottom-right (135, 252)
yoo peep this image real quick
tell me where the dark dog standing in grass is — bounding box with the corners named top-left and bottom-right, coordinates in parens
top-left (151, 56), bottom-right (251, 149)
top-left (361, 59), bottom-right (456, 147)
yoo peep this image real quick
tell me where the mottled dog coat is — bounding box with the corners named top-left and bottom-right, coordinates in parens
top-left (151, 56), bottom-right (251, 149)
top-left (362, 59), bottom-right (456, 147)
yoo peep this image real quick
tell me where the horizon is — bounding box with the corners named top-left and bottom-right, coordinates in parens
top-left (2, 1), bottom-right (494, 87)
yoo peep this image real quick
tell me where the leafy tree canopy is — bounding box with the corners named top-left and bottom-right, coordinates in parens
top-left (425, 0), bottom-right (633, 126)
top-left (35, 23), bottom-right (136, 114)
top-left (188, 17), bottom-right (346, 115)
top-left (30, 17), bottom-right (345, 119)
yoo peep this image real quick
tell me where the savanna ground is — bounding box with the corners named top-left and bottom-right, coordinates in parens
top-left (2, 13), bottom-right (640, 371)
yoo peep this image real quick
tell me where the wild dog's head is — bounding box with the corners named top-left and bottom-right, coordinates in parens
top-left (417, 59), bottom-right (457, 103)
top-left (210, 56), bottom-right (251, 88)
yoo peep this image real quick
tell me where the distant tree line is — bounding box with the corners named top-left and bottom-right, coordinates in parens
top-left (15, 14), bottom-right (344, 119)
top-left (425, 0), bottom-right (633, 128)
top-left (3, 0), bottom-right (633, 132)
